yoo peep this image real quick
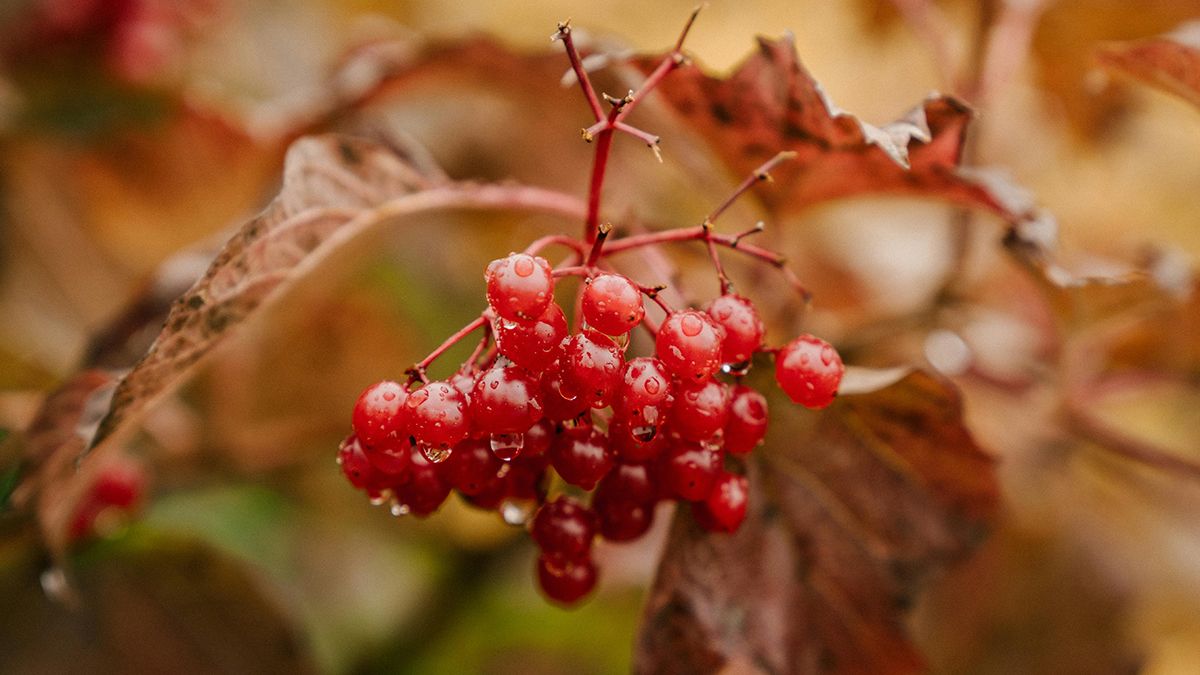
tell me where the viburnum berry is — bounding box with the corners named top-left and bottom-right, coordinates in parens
top-left (495, 302), bottom-right (568, 372)
top-left (660, 441), bottom-right (722, 501)
top-left (406, 381), bottom-right (470, 458)
top-left (694, 472), bottom-right (749, 533)
top-left (539, 366), bottom-right (591, 422)
top-left (391, 447), bottom-right (451, 517)
top-left (775, 334), bottom-right (844, 409)
top-left (550, 426), bottom-right (614, 490)
top-left (581, 273), bottom-right (645, 335)
top-left (485, 253), bottom-right (554, 323)
top-left (593, 488), bottom-right (655, 542)
top-left (362, 435), bottom-right (413, 476)
top-left (656, 310), bottom-right (723, 382)
top-left (596, 462), bottom-right (657, 506)
top-left (338, 435), bottom-right (387, 491)
top-left (669, 378), bottom-right (731, 443)
top-left (612, 357), bottom-right (672, 434)
top-left (536, 554), bottom-right (597, 605)
top-left (470, 365), bottom-right (543, 437)
top-left (521, 418), bottom-right (556, 458)
top-left (531, 495), bottom-right (596, 560)
top-left (705, 294), bottom-right (764, 367)
top-left (608, 418), bottom-right (668, 463)
top-left (352, 380), bottom-right (408, 448)
top-left (443, 438), bottom-right (504, 496)
top-left (561, 332), bottom-right (624, 409)
top-left (724, 385), bottom-right (768, 455)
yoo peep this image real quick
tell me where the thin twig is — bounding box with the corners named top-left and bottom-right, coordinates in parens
top-left (407, 314), bottom-right (488, 384)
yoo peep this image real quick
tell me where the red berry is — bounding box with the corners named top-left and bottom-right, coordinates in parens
top-left (406, 381), bottom-right (471, 454)
top-left (470, 366), bottom-right (543, 436)
top-left (495, 302), bottom-right (568, 372)
top-left (608, 419), bottom-right (668, 463)
top-left (669, 378), bottom-right (731, 443)
top-left (561, 332), bottom-right (624, 409)
top-left (531, 495), bottom-right (596, 560)
top-left (486, 253), bottom-right (554, 323)
top-left (352, 380), bottom-right (408, 448)
top-left (69, 460), bottom-right (145, 542)
top-left (443, 438), bottom-right (504, 496)
top-left (705, 294), bottom-right (764, 366)
top-left (449, 371), bottom-right (477, 406)
top-left (539, 366), bottom-right (591, 422)
top-left (660, 441), bottom-right (722, 501)
top-left (775, 334), bottom-right (844, 409)
top-left (655, 311), bottom-right (723, 382)
top-left (596, 462), bottom-right (657, 506)
top-left (593, 490), bottom-right (655, 542)
top-left (503, 455), bottom-right (550, 502)
top-left (338, 435), bottom-right (388, 491)
top-left (581, 273), bottom-right (645, 335)
top-left (392, 447), bottom-right (451, 517)
top-left (550, 427), bottom-right (614, 490)
top-left (362, 435), bottom-right (413, 476)
top-left (724, 385), bottom-right (768, 455)
top-left (522, 418), bottom-right (556, 458)
top-left (695, 472), bottom-right (749, 532)
top-left (612, 357), bottom-right (672, 433)
top-left (536, 554), bottom-right (597, 605)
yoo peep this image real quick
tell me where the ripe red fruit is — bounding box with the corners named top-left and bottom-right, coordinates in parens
top-left (775, 334), bottom-right (844, 409)
top-left (352, 380), bottom-right (408, 448)
top-left (593, 490), bottom-right (655, 542)
top-left (362, 435), bottom-right (413, 476)
top-left (550, 427), bottom-right (614, 490)
top-left (536, 554), bottom-right (598, 604)
top-left (470, 366), bottom-right (543, 436)
top-left (561, 332), bottom-right (624, 409)
top-left (531, 496), bottom-right (597, 560)
top-left (485, 253), bottom-right (554, 323)
top-left (406, 381), bottom-right (471, 455)
top-left (705, 294), bottom-right (764, 366)
top-left (338, 435), bottom-right (388, 491)
top-left (581, 273), bottom-right (645, 335)
top-left (724, 385), bottom-right (769, 455)
top-left (608, 419), bottom-right (668, 463)
top-left (660, 441), bottom-right (722, 501)
top-left (443, 438), bottom-right (504, 496)
top-left (596, 462), bottom-right (657, 506)
top-left (539, 366), bottom-right (591, 422)
top-left (612, 357), bottom-right (672, 433)
top-left (521, 418), bottom-right (556, 458)
top-left (495, 302), bottom-right (568, 372)
top-left (391, 447), bottom-right (451, 517)
top-left (695, 472), bottom-right (749, 533)
top-left (669, 378), bottom-right (732, 443)
top-left (655, 310), bottom-right (723, 382)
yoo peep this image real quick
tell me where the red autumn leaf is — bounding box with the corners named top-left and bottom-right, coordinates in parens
top-left (637, 370), bottom-right (999, 674)
top-left (1097, 22), bottom-right (1200, 110)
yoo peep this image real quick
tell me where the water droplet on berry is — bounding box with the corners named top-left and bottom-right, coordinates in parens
top-left (680, 313), bottom-right (703, 337)
top-left (633, 424), bottom-right (658, 442)
top-left (820, 345), bottom-right (834, 366)
top-left (335, 455), bottom-right (344, 466)
top-left (722, 360), bottom-right (751, 376)
top-left (799, 354), bottom-right (810, 366)
top-left (40, 567), bottom-right (73, 604)
top-left (368, 492), bottom-right (389, 506)
top-left (420, 443), bottom-right (451, 463)
top-left (514, 256), bottom-right (535, 277)
top-left (643, 377), bottom-right (661, 395)
top-left (390, 501), bottom-right (410, 517)
top-left (382, 391), bottom-right (396, 401)
top-left (500, 499), bottom-right (535, 526)
top-left (489, 433), bottom-right (525, 460)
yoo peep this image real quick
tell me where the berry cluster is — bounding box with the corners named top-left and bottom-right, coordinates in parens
top-left (335, 13), bottom-right (846, 606)
top-left (338, 252), bottom-right (843, 604)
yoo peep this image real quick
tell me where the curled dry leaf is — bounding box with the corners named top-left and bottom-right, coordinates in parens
top-left (638, 370), bottom-right (998, 674)
top-left (633, 35), bottom-right (1020, 222)
top-left (1097, 22), bottom-right (1200, 111)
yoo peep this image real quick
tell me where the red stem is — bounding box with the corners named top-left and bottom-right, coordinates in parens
top-left (554, 21), bottom-right (604, 122)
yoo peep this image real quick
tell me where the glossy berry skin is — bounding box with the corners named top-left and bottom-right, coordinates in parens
top-left (392, 447), bottom-right (451, 517)
top-left (695, 472), bottom-right (749, 533)
top-left (597, 462), bottom-right (657, 507)
top-left (521, 418), bottom-right (556, 458)
top-left (536, 554), bottom-right (597, 605)
top-left (406, 381), bottom-right (471, 452)
top-left (449, 371), bottom-right (476, 407)
top-left (362, 435), bottom-right (413, 476)
top-left (352, 380), bottom-right (408, 448)
top-left (724, 386), bottom-right (768, 455)
top-left (485, 253), bottom-right (554, 323)
top-left (660, 442), bottom-right (722, 501)
top-left (561, 332), bottom-right (624, 409)
top-left (593, 489), bottom-right (654, 542)
top-left (705, 294), bottom-right (764, 366)
top-left (550, 427), bottom-right (614, 490)
top-left (775, 334), bottom-right (844, 409)
top-left (443, 439), bottom-right (504, 496)
top-left (581, 273), bottom-right (645, 335)
top-left (669, 379), bottom-right (732, 443)
top-left (612, 357), bottom-right (672, 432)
top-left (608, 419), bottom-right (668, 463)
top-left (338, 435), bottom-right (388, 491)
top-left (495, 302), bottom-right (568, 372)
top-left (531, 496), bottom-right (596, 560)
top-left (470, 366), bottom-right (543, 435)
top-left (539, 366), bottom-right (591, 422)
top-left (656, 311), bottom-right (723, 383)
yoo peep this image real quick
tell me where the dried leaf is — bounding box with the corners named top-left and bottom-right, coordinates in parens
top-left (638, 371), bottom-right (998, 674)
top-left (634, 36), bottom-right (1018, 222)
top-left (1097, 22), bottom-right (1200, 111)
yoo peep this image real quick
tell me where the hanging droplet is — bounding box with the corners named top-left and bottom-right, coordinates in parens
top-left (633, 424), bottom-right (658, 442)
top-left (489, 433), bottom-right (525, 461)
top-left (420, 443), bottom-right (451, 464)
top-left (500, 499), bottom-right (535, 526)
top-left (390, 500), bottom-right (411, 517)
top-left (40, 566), bottom-right (73, 604)
top-left (721, 360), bottom-right (752, 377)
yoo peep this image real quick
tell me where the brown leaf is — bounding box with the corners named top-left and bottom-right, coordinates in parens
top-left (633, 36), bottom-right (1018, 222)
top-left (637, 371), bottom-right (999, 674)
top-left (1097, 22), bottom-right (1200, 111)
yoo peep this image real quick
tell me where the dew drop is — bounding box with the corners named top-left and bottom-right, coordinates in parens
top-left (40, 566), bottom-right (74, 604)
top-left (633, 424), bottom-right (658, 442)
top-left (489, 433), bottom-right (525, 461)
top-left (722, 360), bottom-right (752, 377)
top-left (500, 499), bottom-right (535, 526)
top-left (421, 443), bottom-right (451, 463)
top-left (513, 256), bottom-right (535, 277)
top-left (644, 377), bottom-right (661, 395)
top-left (820, 345), bottom-right (834, 366)
top-left (680, 313), bottom-right (703, 337)
top-left (335, 455), bottom-right (344, 466)
top-left (390, 501), bottom-right (411, 517)
top-left (368, 492), bottom-right (389, 506)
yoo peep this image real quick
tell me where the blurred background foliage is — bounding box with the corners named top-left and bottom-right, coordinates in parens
top-left (1, 0), bottom-right (1199, 673)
